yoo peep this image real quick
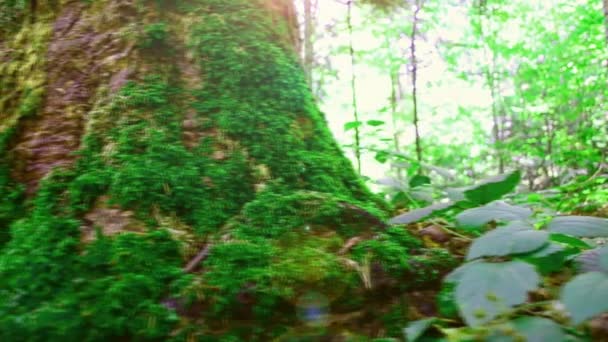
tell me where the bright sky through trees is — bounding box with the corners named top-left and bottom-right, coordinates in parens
top-left (304, 0), bottom-right (493, 179)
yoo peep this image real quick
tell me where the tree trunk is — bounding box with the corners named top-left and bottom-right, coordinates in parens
top-left (410, 0), bottom-right (423, 163)
top-left (303, 0), bottom-right (315, 87)
top-left (0, 0), bottom-right (452, 340)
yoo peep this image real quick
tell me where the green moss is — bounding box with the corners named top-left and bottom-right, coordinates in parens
top-left (350, 227), bottom-right (456, 290)
top-left (197, 235), bottom-right (360, 340)
top-left (0, 0), bottom-right (28, 34)
top-left (352, 227), bottom-right (422, 278)
top-left (0, 173), bottom-right (186, 340)
top-left (380, 303), bottom-right (409, 338)
top-left (232, 186), bottom-right (343, 239)
top-left (66, 75), bottom-right (255, 233)
top-left (0, 13), bottom-right (52, 131)
top-left (437, 282), bottom-right (459, 319)
top-left (189, 0), bottom-right (384, 210)
top-left (139, 21), bottom-right (169, 49)
top-left (17, 86), bottom-right (44, 117)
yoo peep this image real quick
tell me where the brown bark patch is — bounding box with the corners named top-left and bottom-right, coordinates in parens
top-left (81, 197), bottom-right (145, 243)
top-left (13, 1), bottom-right (137, 193)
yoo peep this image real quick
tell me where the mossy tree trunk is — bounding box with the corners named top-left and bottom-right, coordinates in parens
top-left (0, 1), bottom-right (454, 340)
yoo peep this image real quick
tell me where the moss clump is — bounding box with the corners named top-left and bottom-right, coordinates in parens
top-left (179, 187), bottom-right (369, 339)
top-left (351, 227), bottom-right (456, 291)
top-left (69, 75), bottom-right (255, 232)
top-left (231, 185), bottom-right (373, 240)
top-left (0, 173), bottom-right (187, 340)
top-left (352, 227), bottom-right (422, 278)
top-left (380, 303), bottom-right (409, 338)
top-left (0, 0), bottom-right (28, 35)
top-left (0, 17), bottom-right (52, 131)
top-left (138, 21), bottom-right (169, 49)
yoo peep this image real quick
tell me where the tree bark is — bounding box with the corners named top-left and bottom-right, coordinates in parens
top-left (303, 0), bottom-right (315, 87)
top-left (410, 0), bottom-right (423, 163)
top-left (346, 0), bottom-right (362, 174)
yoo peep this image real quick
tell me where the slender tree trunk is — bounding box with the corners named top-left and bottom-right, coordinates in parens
top-left (478, 1), bottom-right (504, 173)
top-left (346, 0), bottom-right (362, 173)
top-left (410, 0), bottom-right (423, 163)
top-left (390, 71), bottom-right (404, 181)
top-left (303, 0), bottom-right (315, 87)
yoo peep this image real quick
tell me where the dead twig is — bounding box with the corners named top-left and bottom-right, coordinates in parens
top-left (183, 244), bottom-right (213, 273)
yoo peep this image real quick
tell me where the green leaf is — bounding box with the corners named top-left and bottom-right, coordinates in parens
top-left (561, 272), bottom-right (608, 324)
top-left (487, 317), bottom-right (566, 342)
top-left (389, 202), bottom-right (453, 225)
top-left (456, 201), bottom-right (532, 229)
top-left (454, 261), bottom-right (540, 326)
top-left (445, 260), bottom-right (482, 283)
top-left (576, 246), bottom-right (608, 274)
top-left (409, 174), bottom-right (431, 188)
top-left (376, 177), bottom-right (406, 190)
top-left (367, 120), bottom-right (385, 126)
top-left (466, 221), bottom-right (548, 260)
top-left (463, 171), bottom-right (521, 205)
top-left (509, 317), bottom-right (566, 342)
top-left (423, 164), bottom-right (455, 180)
top-left (529, 242), bottom-right (565, 258)
top-left (375, 151), bottom-right (389, 163)
top-left (344, 121), bottom-right (363, 131)
top-left (547, 216), bottom-right (608, 237)
top-left (445, 187), bottom-right (466, 202)
top-left (410, 185), bottom-right (434, 203)
top-left (403, 317), bottom-right (437, 342)
top-left (549, 233), bottom-right (591, 249)
top-left (519, 243), bottom-right (570, 275)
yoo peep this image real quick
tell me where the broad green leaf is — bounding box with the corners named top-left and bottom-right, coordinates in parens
top-left (561, 272), bottom-right (608, 324)
top-left (529, 242), bottom-right (565, 258)
top-left (519, 243), bottom-right (570, 275)
top-left (367, 119), bottom-right (385, 126)
top-left (376, 177), bottom-right (406, 190)
top-left (463, 171), bottom-right (521, 205)
top-left (487, 317), bottom-right (566, 342)
top-left (409, 174), bottom-right (431, 188)
top-left (423, 164), bottom-right (455, 180)
top-left (403, 317), bottom-right (437, 342)
top-left (456, 201), bottom-right (532, 229)
top-left (549, 233), bottom-right (591, 249)
top-left (444, 260), bottom-right (482, 283)
top-left (375, 151), bottom-right (389, 163)
top-left (410, 185), bottom-right (434, 203)
top-left (576, 246), bottom-right (608, 274)
top-left (547, 216), bottom-right (608, 237)
top-left (389, 202), bottom-right (453, 225)
top-left (344, 121), bottom-right (363, 131)
top-left (466, 221), bottom-right (548, 260)
top-left (445, 187), bottom-right (466, 202)
top-left (455, 261), bottom-right (540, 326)
top-left (508, 317), bottom-right (566, 342)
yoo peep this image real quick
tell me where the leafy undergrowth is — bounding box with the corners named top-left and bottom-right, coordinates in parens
top-left (392, 170), bottom-right (608, 341)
